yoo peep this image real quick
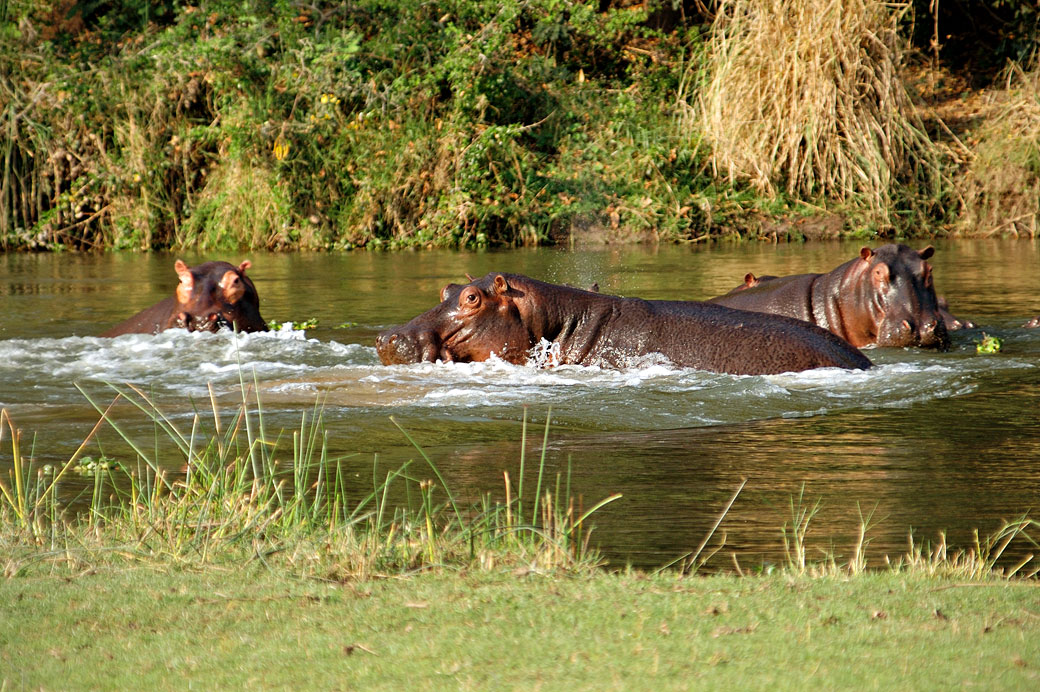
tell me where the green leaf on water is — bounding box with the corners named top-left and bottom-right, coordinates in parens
top-left (975, 333), bottom-right (1002, 354)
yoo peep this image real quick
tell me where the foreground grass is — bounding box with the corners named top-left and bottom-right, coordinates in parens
top-left (2, 567), bottom-right (1038, 689)
top-left (2, 384), bottom-right (1039, 688)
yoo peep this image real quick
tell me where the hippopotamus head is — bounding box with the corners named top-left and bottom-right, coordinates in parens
top-left (861, 245), bottom-right (949, 350)
top-left (167, 259), bottom-right (268, 333)
top-left (376, 274), bottom-right (535, 365)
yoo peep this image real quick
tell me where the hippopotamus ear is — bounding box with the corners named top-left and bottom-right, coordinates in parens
top-left (237, 260), bottom-right (252, 274)
top-left (859, 247), bottom-right (874, 262)
top-left (220, 270), bottom-right (246, 304)
top-left (174, 260), bottom-right (194, 304)
top-left (744, 272), bottom-right (758, 287)
top-left (871, 262), bottom-right (890, 288)
top-left (918, 246), bottom-right (935, 260)
top-left (440, 283), bottom-right (460, 302)
top-left (492, 275), bottom-right (510, 295)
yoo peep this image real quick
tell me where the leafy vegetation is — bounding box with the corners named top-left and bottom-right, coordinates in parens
top-left (1, 1), bottom-right (1038, 250)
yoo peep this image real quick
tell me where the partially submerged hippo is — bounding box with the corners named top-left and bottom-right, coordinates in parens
top-left (101, 260), bottom-right (268, 336)
top-left (376, 273), bottom-right (871, 375)
top-left (707, 244), bottom-right (952, 350)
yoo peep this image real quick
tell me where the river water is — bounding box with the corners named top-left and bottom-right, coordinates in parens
top-left (2, 240), bottom-right (1039, 570)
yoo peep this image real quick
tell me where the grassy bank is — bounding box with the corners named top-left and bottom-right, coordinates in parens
top-left (3, 1), bottom-right (1038, 251)
top-left (3, 568), bottom-right (1039, 689)
top-left (3, 385), bottom-right (1040, 687)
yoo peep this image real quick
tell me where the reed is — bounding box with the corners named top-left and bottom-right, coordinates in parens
top-left (695, 0), bottom-right (946, 226)
top-left (956, 61), bottom-right (1040, 238)
top-left (0, 384), bottom-right (614, 578)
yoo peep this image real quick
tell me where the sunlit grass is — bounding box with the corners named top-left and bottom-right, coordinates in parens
top-left (2, 384), bottom-right (1037, 582)
top-left (0, 384), bottom-right (617, 579)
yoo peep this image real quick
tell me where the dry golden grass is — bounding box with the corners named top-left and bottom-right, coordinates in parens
top-left (697, 0), bottom-right (944, 224)
top-left (956, 62), bottom-right (1040, 238)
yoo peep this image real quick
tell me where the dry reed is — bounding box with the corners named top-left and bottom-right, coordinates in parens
top-left (956, 62), bottom-right (1040, 238)
top-left (697, 0), bottom-right (945, 224)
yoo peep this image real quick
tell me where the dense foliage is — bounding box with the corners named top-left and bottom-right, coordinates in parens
top-left (0, 1), bottom-right (1036, 250)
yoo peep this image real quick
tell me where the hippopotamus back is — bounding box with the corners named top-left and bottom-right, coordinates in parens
top-left (377, 273), bottom-right (871, 375)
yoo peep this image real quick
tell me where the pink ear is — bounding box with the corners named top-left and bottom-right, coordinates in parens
top-left (175, 260), bottom-right (193, 287)
top-left (744, 272), bottom-right (757, 286)
top-left (220, 271), bottom-right (246, 303)
top-left (465, 273), bottom-right (476, 283)
top-left (493, 275), bottom-right (510, 294)
top-left (237, 260), bottom-right (252, 274)
top-left (918, 246), bottom-right (934, 260)
top-left (174, 260), bottom-right (193, 304)
top-left (859, 247), bottom-right (873, 262)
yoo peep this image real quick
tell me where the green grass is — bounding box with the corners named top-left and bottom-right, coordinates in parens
top-left (2, 379), bottom-right (1039, 687)
top-left (2, 568), bottom-right (1038, 689)
top-left (0, 383), bottom-right (618, 581)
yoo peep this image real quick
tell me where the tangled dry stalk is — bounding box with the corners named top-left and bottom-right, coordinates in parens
top-left (957, 62), bottom-right (1040, 238)
top-left (698, 0), bottom-right (945, 225)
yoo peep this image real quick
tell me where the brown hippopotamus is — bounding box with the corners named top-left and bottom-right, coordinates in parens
top-left (101, 260), bottom-right (268, 337)
top-left (936, 297), bottom-right (976, 331)
top-left (707, 244), bottom-right (952, 350)
top-left (376, 273), bottom-right (872, 375)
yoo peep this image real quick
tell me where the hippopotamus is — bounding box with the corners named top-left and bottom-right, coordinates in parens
top-left (376, 272), bottom-right (872, 375)
top-left (706, 244), bottom-right (952, 350)
top-left (937, 297), bottom-right (976, 331)
top-left (101, 260), bottom-right (268, 336)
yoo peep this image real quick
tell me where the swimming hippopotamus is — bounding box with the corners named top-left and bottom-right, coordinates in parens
top-left (101, 259), bottom-right (268, 337)
top-left (376, 273), bottom-right (872, 375)
top-left (937, 297), bottom-right (976, 331)
top-left (707, 244), bottom-right (952, 350)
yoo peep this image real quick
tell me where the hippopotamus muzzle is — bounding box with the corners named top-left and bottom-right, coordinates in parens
top-left (376, 327), bottom-right (446, 365)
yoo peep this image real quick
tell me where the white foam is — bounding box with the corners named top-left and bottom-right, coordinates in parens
top-left (1, 329), bottom-right (1030, 430)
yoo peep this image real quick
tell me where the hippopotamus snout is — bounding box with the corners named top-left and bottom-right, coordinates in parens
top-left (881, 312), bottom-right (950, 351)
top-left (376, 327), bottom-right (443, 365)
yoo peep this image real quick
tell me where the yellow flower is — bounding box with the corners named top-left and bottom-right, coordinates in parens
top-left (273, 137), bottom-right (290, 161)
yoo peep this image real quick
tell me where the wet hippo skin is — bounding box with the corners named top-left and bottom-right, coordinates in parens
top-left (708, 244), bottom-right (956, 350)
top-left (101, 260), bottom-right (268, 336)
top-left (377, 272), bottom-right (872, 375)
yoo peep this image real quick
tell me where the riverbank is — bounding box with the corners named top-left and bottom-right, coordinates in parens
top-left (3, 1), bottom-right (1038, 251)
top-left (3, 380), bottom-right (1040, 688)
top-left (3, 558), bottom-right (1039, 688)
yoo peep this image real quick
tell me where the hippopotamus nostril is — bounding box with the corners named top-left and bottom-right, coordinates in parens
top-left (901, 319), bottom-right (913, 333)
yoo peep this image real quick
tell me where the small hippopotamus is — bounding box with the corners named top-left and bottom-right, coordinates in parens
top-left (707, 244), bottom-right (952, 350)
top-left (376, 273), bottom-right (872, 375)
top-left (101, 259), bottom-right (268, 336)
